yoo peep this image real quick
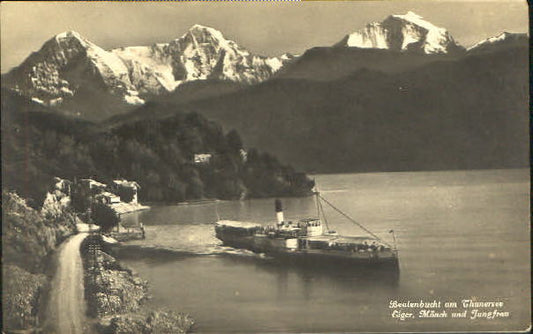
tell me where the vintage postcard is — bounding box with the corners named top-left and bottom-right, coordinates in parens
top-left (1, 1), bottom-right (530, 333)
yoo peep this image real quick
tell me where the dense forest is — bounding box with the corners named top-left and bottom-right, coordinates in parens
top-left (2, 90), bottom-right (314, 208)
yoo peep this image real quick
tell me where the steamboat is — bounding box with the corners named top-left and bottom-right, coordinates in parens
top-left (215, 192), bottom-right (399, 270)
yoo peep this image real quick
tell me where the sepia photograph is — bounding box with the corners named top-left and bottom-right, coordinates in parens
top-left (1, 1), bottom-right (530, 333)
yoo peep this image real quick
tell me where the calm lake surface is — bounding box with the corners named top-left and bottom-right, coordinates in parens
top-left (116, 169), bottom-right (530, 333)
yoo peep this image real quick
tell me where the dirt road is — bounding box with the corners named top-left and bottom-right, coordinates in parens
top-left (45, 232), bottom-right (89, 334)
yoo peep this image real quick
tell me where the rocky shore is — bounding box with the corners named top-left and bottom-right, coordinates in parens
top-left (81, 234), bottom-right (194, 333)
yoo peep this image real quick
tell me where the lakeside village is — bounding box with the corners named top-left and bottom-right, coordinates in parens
top-left (66, 151), bottom-right (227, 237)
top-left (55, 176), bottom-right (149, 239)
top-left (4, 146), bottom-right (305, 333)
top-left (3, 175), bottom-right (196, 333)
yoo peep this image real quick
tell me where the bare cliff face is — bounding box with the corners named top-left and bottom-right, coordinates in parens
top-left (2, 25), bottom-right (290, 119)
top-left (335, 11), bottom-right (465, 55)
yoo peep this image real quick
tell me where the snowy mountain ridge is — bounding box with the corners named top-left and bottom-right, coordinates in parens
top-left (2, 14), bottom-right (527, 120)
top-left (467, 31), bottom-right (528, 52)
top-left (3, 25), bottom-right (290, 109)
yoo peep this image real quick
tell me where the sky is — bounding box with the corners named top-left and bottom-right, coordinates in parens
top-left (1, 0), bottom-right (528, 72)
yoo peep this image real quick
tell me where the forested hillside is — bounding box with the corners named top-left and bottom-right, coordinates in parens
top-left (2, 89), bottom-right (314, 208)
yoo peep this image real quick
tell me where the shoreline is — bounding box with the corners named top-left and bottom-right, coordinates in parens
top-left (111, 202), bottom-right (150, 216)
top-left (142, 191), bottom-right (316, 207)
top-left (80, 234), bottom-right (194, 334)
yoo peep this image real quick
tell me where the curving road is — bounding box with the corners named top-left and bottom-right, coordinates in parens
top-left (45, 232), bottom-right (89, 334)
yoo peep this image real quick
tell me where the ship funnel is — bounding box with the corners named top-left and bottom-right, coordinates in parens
top-left (275, 199), bottom-right (284, 224)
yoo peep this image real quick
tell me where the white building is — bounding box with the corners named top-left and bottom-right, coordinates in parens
top-left (96, 191), bottom-right (121, 205)
top-left (194, 153), bottom-right (212, 164)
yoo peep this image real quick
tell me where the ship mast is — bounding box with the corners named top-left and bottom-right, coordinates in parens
top-left (317, 193), bottom-right (393, 248)
top-left (314, 189), bottom-right (321, 219)
top-left (313, 187), bottom-right (331, 232)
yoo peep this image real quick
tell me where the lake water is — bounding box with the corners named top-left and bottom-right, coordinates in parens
top-left (115, 169), bottom-right (530, 333)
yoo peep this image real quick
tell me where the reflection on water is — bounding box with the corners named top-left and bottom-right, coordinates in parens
top-left (116, 169), bottom-right (530, 333)
top-left (117, 253), bottom-right (401, 333)
top-left (113, 243), bottom-right (400, 289)
top-left (120, 211), bottom-right (139, 227)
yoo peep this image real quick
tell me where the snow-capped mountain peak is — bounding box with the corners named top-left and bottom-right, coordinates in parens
top-left (337, 11), bottom-right (465, 55)
top-left (165, 24), bottom-right (286, 83)
top-left (185, 24), bottom-right (226, 39)
top-left (178, 24), bottom-right (240, 55)
top-left (390, 11), bottom-right (442, 32)
top-left (54, 30), bottom-right (86, 43)
top-left (189, 23), bottom-right (215, 31)
top-left (3, 30), bottom-right (141, 108)
top-left (177, 24), bottom-right (243, 56)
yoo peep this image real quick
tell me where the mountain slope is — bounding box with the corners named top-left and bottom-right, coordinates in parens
top-left (275, 12), bottom-right (468, 82)
top-left (467, 32), bottom-right (529, 54)
top-left (2, 31), bottom-right (147, 120)
top-left (274, 47), bottom-right (461, 81)
top-left (184, 45), bottom-right (528, 173)
top-left (2, 31), bottom-right (137, 104)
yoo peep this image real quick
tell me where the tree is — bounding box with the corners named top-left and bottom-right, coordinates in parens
top-left (71, 183), bottom-right (91, 213)
top-left (226, 129), bottom-right (243, 154)
top-left (117, 185), bottom-right (135, 203)
top-left (91, 202), bottom-right (120, 233)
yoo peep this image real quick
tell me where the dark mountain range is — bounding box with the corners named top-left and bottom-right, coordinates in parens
top-left (182, 44), bottom-right (529, 173)
top-left (273, 47), bottom-right (461, 81)
top-left (154, 80), bottom-right (246, 106)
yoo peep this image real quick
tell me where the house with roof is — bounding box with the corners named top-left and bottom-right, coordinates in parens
top-left (80, 178), bottom-right (108, 194)
top-left (95, 191), bottom-right (121, 205)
